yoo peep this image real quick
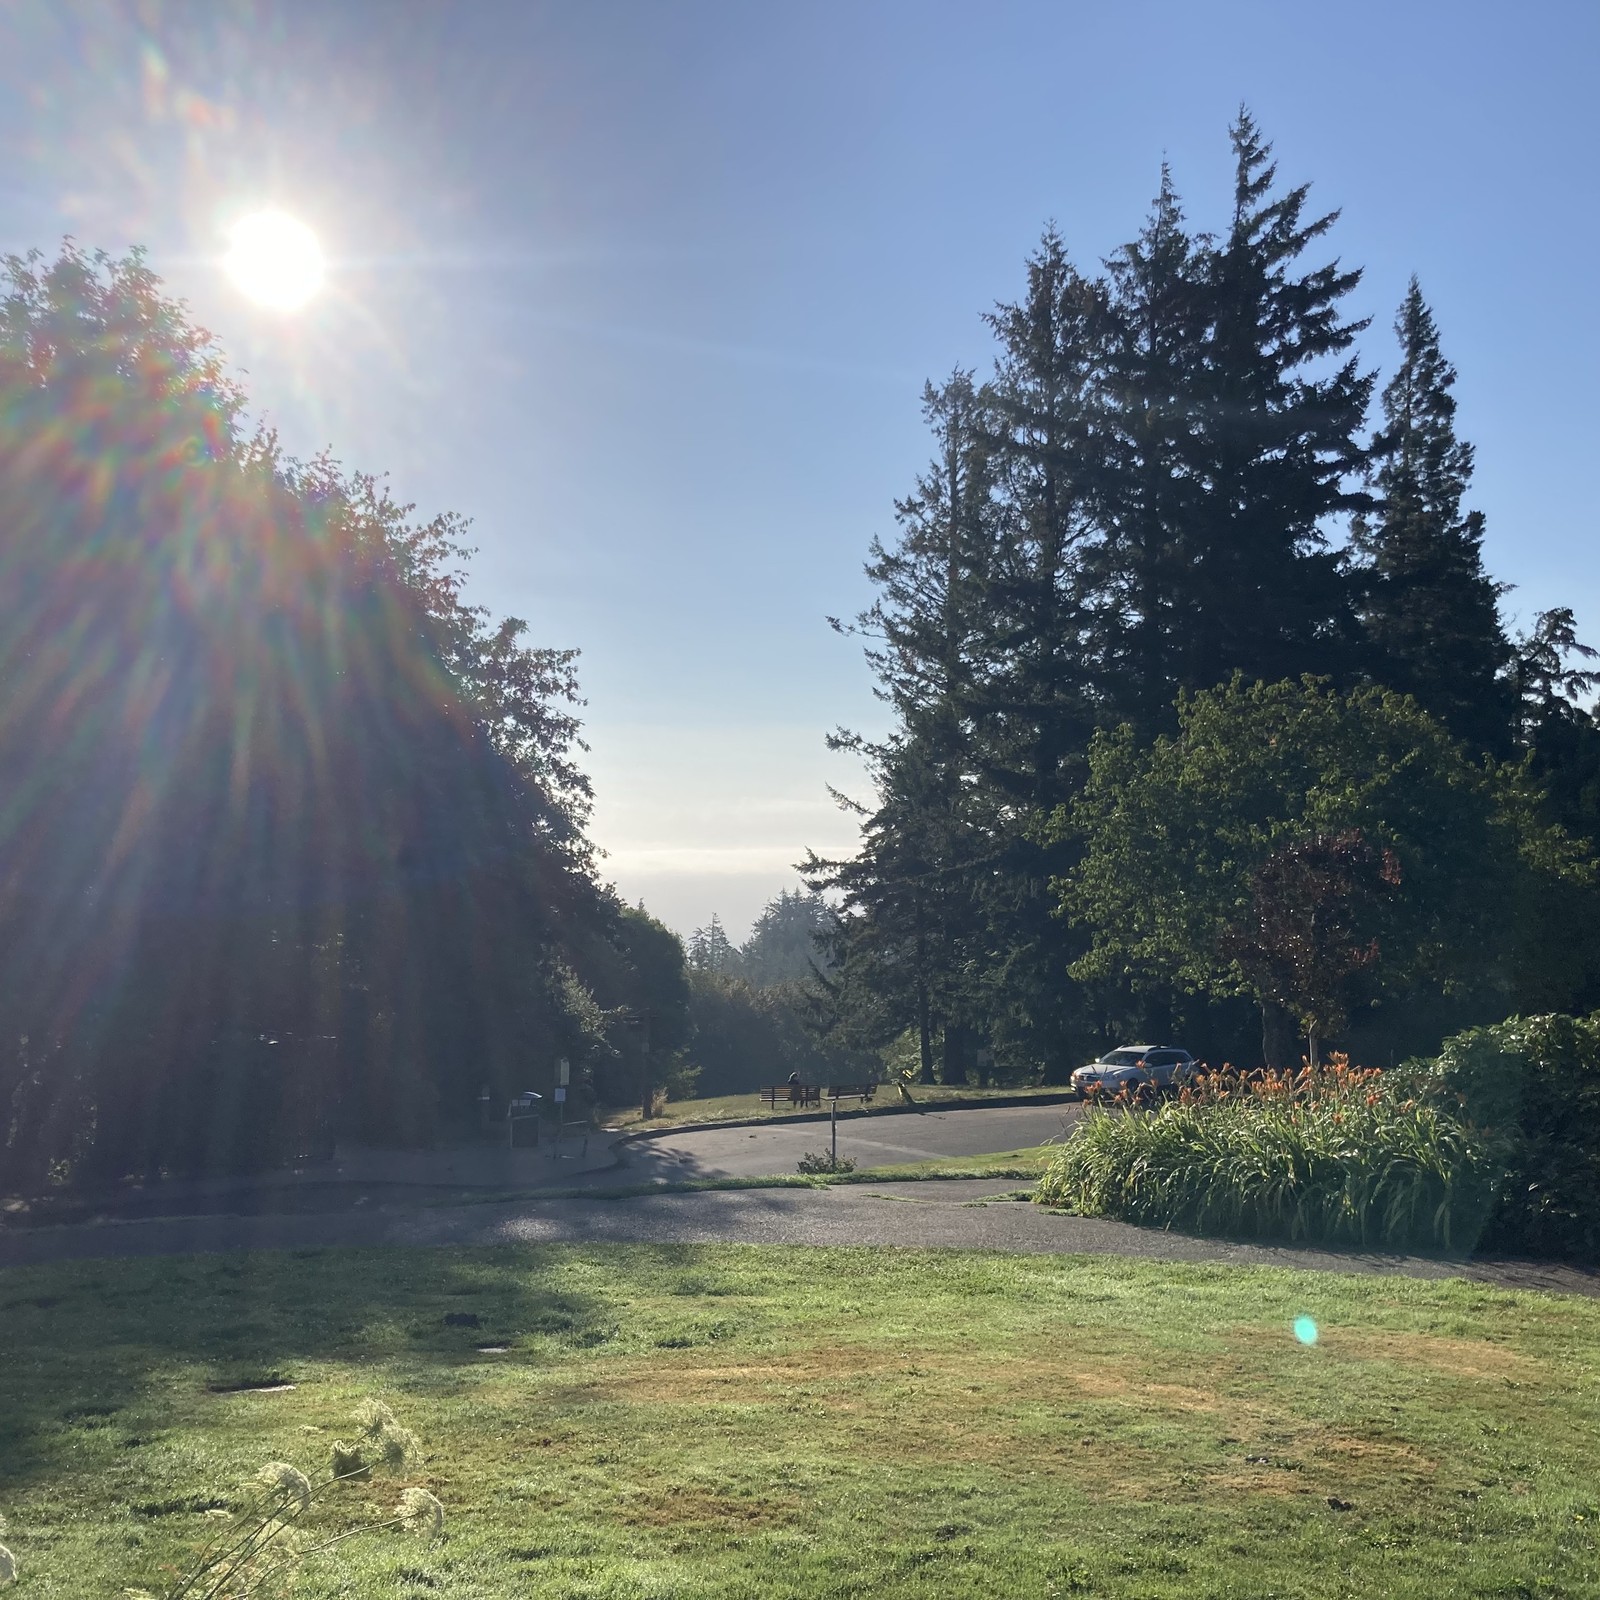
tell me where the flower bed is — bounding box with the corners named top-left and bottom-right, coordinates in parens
top-left (1036, 1060), bottom-right (1498, 1251)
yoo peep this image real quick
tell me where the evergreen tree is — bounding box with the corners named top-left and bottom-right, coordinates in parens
top-left (1352, 278), bottom-right (1512, 750)
top-left (815, 113), bottom-right (1597, 1075)
top-left (1193, 109), bottom-right (1372, 686)
top-left (686, 913), bottom-right (737, 974)
top-left (811, 371), bottom-right (1002, 1079)
top-left (1094, 165), bottom-right (1212, 735)
top-left (738, 888), bottom-right (836, 987)
top-left (1515, 607), bottom-right (1600, 742)
top-left (980, 228), bottom-right (1107, 803)
top-left (806, 731), bottom-right (985, 1081)
top-left (846, 370), bottom-right (995, 739)
top-left (956, 232), bottom-right (1112, 1075)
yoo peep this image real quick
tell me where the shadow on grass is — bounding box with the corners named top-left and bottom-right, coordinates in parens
top-left (0, 1243), bottom-right (625, 1497)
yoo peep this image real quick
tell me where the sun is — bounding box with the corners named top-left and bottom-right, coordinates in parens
top-left (224, 211), bottom-right (325, 311)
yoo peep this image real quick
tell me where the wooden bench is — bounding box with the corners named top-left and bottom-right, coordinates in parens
top-left (824, 1083), bottom-right (877, 1102)
top-left (759, 1084), bottom-right (821, 1108)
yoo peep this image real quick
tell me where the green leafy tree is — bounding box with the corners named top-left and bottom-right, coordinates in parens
top-left (1352, 278), bottom-right (1512, 750)
top-left (1217, 829), bottom-right (1401, 1064)
top-left (1059, 677), bottom-right (1589, 1066)
top-left (607, 905), bottom-right (692, 1116)
top-left (0, 244), bottom-right (607, 1185)
top-left (684, 969), bottom-right (876, 1096)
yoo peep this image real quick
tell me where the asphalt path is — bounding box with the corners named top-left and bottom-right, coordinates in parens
top-left (611, 1101), bottom-right (1080, 1184)
top-left (2, 1177), bottom-right (1598, 1296)
top-left (5, 1102), bottom-right (1598, 1296)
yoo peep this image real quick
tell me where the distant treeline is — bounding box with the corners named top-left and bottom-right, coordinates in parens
top-left (680, 892), bottom-right (877, 1095)
top-left (807, 111), bottom-right (1600, 1080)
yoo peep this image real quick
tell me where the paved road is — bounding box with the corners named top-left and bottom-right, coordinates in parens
top-left (613, 1101), bottom-right (1080, 1184)
top-left (0, 1101), bottom-right (1077, 1225)
top-left (3, 1177), bottom-right (1597, 1296)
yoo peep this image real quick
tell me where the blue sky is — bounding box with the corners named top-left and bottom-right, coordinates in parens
top-left (4, 0), bottom-right (1596, 936)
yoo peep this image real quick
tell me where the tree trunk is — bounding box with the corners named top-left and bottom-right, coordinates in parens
top-left (638, 1011), bottom-right (654, 1121)
top-left (943, 1020), bottom-right (971, 1086)
top-left (1260, 1002), bottom-right (1298, 1071)
top-left (916, 981), bottom-right (934, 1084)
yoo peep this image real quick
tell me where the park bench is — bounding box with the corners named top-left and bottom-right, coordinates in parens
top-left (824, 1083), bottom-right (877, 1102)
top-left (759, 1084), bottom-right (821, 1108)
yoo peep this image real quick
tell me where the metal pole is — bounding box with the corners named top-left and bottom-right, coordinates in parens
top-left (831, 1098), bottom-right (837, 1166)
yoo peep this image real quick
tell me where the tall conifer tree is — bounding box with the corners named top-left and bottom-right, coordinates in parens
top-left (1352, 278), bottom-right (1512, 751)
top-left (1095, 166), bottom-right (1211, 736)
top-left (809, 373), bottom-right (999, 1079)
top-left (1195, 110), bottom-right (1372, 684)
top-left (981, 229), bottom-right (1107, 802)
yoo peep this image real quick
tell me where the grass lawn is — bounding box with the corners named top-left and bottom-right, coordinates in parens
top-left (837, 1143), bottom-right (1058, 1182)
top-left (3, 1245), bottom-right (1599, 1598)
top-left (604, 1083), bottom-right (1072, 1130)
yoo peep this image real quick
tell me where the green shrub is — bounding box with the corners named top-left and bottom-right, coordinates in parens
top-left (1415, 1014), bottom-right (1600, 1258)
top-left (1036, 1063), bottom-right (1498, 1251)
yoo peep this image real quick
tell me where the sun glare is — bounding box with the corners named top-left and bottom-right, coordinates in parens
top-left (224, 211), bottom-right (325, 311)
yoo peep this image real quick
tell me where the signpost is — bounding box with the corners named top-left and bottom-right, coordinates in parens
top-left (550, 1057), bottom-right (588, 1159)
top-left (821, 1083), bottom-right (874, 1165)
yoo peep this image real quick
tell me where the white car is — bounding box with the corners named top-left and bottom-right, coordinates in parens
top-left (1071, 1045), bottom-right (1195, 1098)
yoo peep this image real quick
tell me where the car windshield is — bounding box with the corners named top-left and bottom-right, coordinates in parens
top-left (1099, 1049), bottom-right (1145, 1067)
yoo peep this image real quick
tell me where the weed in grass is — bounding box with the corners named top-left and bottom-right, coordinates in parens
top-left (795, 1151), bottom-right (856, 1175)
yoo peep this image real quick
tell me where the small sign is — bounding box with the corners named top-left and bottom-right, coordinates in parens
top-left (554, 1085), bottom-right (568, 1104)
top-left (557, 1058), bottom-right (571, 1087)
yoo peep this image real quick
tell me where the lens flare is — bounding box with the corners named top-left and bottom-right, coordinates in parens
top-left (223, 212), bottom-right (324, 311)
top-left (1293, 1315), bottom-right (1319, 1345)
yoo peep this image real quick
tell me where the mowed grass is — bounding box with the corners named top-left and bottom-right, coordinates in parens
top-left (841, 1143), bottom-right (1059, 1181)
top-left (3, 1245), bottom-right (1600, 1598)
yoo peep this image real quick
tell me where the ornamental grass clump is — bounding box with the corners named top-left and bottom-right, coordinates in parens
top-left (1037, 1057), bottom-right (1499, 1251)
top-left (151, 1400), bottom-right (441, 1600)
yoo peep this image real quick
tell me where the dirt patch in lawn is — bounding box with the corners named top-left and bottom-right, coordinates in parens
top-left (622, 1483), bottom-right (808, 1529)
top-left (1318, 1329), bottom-right (1537, 1379)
